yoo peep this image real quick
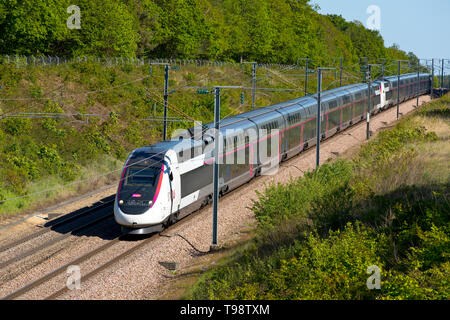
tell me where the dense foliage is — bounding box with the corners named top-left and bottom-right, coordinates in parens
top-left (0, 0), bottom-right (411, 65)
top-left (187, 96), bottom-right (450, 300)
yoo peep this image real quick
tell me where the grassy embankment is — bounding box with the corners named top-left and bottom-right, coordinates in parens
top-left (185, 94), bottom-right (450, 300)
top-left (0, 60), bottom-right (345, 220)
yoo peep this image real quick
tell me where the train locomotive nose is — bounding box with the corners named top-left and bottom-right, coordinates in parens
top-left (116, 155), bottom-right (164, 214)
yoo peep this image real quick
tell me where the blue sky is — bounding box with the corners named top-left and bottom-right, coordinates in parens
top-left (312, 0), bottom-right (450, 60)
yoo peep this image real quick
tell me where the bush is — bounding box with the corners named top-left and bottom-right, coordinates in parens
top-left (38, 145), bottom-right (64, 174)
top-left (2, 118), bottom-right (32, 136)
top-left (191, 223), bottom-right (386, 300)
top-left (251, 159), bottom-right (354, 230)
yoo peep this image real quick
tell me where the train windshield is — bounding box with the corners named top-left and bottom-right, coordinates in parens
top-left (117, 153), bottom-right (165, 214)
top-left (119, 153), bottom-right (164, 191)
top-left (125, 166), bottom-right (158, 186)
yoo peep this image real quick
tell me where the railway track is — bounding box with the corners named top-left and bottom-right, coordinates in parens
top-left (0, 196), bottom-right (115, 254)
top-left (1, 196), bottom-right (212, 300)
top-left (0, 197), bottom-right (118, 283)
top-left (44, 235), bottom-right (154, 300)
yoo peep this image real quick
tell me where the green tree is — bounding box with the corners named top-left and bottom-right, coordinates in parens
top-left (69, 0), bottom-right (138, 57)
top-left (0, 0), bottom-right (70, 55)
top-left (147, 0), bottom-right (211, 58)
top-left (0, 0), bottom-right (138, 57)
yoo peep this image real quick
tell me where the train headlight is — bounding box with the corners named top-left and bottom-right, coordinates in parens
top-left (148, 201), bottom-right (153, 205)
top-left (119, 200), bottom-right (124, 205)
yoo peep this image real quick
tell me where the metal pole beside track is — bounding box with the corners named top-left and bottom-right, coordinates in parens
top-left (315, 67), bottom-right (334, 168)
top-left (316, 69), bottom-right (322, 168)
top-left (252, 62), bottom-right (256, 110)
top-left (163, 64), bottom-right (169, 140)
top-left (241, 61), bottom-right (257, 108)
top-left (365, 64), bottom-right (381, 140)
top-left (212, 86), bottom-right (220, 249)
top-left (339, 57), bottom-right (343, 87)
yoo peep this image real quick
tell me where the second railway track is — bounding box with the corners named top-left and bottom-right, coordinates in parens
top-left (1, 196), bottom-right (213, 300)
top-left (0, 198), bottom-right (118, 287)
top-left (0, 196), bottom-right (115, 254)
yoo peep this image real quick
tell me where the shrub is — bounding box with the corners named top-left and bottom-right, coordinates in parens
top-left (41, 119), bottom-right (67, 140)
top-left (251, 159), bottom-right (354, 230)
top-left (190, 223), bottom-right (386, 300)
top-left (38, 145), bottom-right (63, 174)
top-left (2, 118), bottom-right (32, 136)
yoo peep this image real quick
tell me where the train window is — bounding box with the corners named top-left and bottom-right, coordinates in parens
top-left (386, 90), bottom-right (392, 100)
top-left (179, 150), bottom-right (183, 158)
top-left (343, 95), bottom-right (350, 104)
top-left (329, 101), bottom-right (338, 110)
top-left (125, 167), bottom-right (157, 186)
top-left (180, 164), bottom-right (213, 198)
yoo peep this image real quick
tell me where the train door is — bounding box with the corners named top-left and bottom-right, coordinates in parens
top-left (320, 101), bottom-right (328, 139)
top-left (275, 111), bottom-right (288, 161)
top-left (379, 82), bottom-right (386, 110)
top-left (168, 150), bottom-right (181, 218)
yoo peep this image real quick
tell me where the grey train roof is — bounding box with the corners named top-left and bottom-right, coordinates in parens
top-left (155, 72), bottom-right (431, 157)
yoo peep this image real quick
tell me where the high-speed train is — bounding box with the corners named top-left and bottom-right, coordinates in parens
top-left (114, 72), bottom-right (432, 234)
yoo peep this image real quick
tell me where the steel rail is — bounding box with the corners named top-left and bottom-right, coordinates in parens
top-left (0, 199), bottom-right (114, 253)
top-left (2, 237), bottom-right (122, 300)
top-left (45, 235), bottom-right (156, 300)
top-left (0, 203), bottom-right (114, 270)
top-left (2, 193), bottom-right (211, 300)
